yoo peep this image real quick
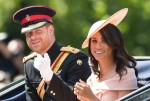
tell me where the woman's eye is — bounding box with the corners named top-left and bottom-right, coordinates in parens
top-left (91, 39), bottom-right (97, 43)
top-left (101, 39), bottom-right (106, 43)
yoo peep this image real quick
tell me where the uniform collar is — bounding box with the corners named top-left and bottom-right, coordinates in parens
top-left (47, 41), bottom-right (62, 63)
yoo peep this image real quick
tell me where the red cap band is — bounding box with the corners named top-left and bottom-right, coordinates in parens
top-left (21, 14), bottom-right (52, 25)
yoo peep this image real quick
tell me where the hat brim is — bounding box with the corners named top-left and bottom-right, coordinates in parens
top-left (21, 21), bottom-right (48, 34)
top-left (82, 8), bottom-right (128, 48)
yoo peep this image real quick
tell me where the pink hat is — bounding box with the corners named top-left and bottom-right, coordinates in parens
top-left (82, 8), bottom-right (128, 48)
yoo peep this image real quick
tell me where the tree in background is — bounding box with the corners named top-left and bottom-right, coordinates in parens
top-left (0, 0), bottom-right (150, 56)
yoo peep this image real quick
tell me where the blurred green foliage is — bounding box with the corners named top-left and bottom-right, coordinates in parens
top-left (0, 0), bottom-right (150, 56)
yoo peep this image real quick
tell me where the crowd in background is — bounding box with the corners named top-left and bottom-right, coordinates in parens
top-left (0, 32), bottom-right (25, 89)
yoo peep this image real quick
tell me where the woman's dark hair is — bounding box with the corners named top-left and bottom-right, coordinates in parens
top-left (88, 23), bottom-right (138, 80)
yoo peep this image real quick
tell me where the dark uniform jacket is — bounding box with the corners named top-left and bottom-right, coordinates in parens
top-left (24, 41), bottom-right (91, 101)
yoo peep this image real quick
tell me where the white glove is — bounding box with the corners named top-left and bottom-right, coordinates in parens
top-left (34, 53), bottom-right (53, 81)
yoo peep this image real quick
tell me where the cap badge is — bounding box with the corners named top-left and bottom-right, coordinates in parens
top-left (26, 15), bottom-right (30, 21)
top-left (77, 59), bottom-right (82, 65)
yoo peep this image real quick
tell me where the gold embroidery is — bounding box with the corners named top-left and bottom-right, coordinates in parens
top-left (77, 59), bottom-right (82, 65)
top-left (23, 52), bottom-right (37, 63)
top-left (26, 15), bottom-right (30, 21)
top-left (60, 46), bottom-right (80, 54)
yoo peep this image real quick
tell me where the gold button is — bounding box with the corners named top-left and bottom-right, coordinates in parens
top-left (53, 93), bottom-right (55, 96)
top-left (50, 90), bottom-right (53, 94)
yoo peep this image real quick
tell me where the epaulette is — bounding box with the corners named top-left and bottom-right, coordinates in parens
top-left (60, 46), bottom-right (80, 54)
top-left (23, 52), bottom-right (37, 63)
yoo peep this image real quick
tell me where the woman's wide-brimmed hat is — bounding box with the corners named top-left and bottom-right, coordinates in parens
top-left (82, 8), bottom-right (128, 48)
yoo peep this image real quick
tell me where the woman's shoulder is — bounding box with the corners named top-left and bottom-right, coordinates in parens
top-left (126, 67), bottom-right (135, 72)
top-left (117, 67), bottom-right (138, 90)
top-left (124, 67), bottom-right (136, 77)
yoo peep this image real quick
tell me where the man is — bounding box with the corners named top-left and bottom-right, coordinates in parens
top-left (13, 5), bottom-right (91, 101)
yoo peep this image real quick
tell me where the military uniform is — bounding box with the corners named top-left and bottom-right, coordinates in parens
top-left (23, 42), bottom-right (91, 101)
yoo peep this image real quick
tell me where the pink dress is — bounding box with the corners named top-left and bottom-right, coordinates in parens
top-left (87, 68), bottom-right (138, 101)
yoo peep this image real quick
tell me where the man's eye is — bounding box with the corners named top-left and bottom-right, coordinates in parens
top-left (35, 27), bottom-right (43, 33)
top-left (36, 29), bottom-right (41, 33)
top-left (25, 32), bottom-right (31, 37)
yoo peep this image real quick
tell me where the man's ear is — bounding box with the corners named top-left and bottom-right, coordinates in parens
top-left (48, 25), bottom-right (54, 33)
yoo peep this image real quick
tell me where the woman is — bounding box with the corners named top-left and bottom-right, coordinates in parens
top-left (74, 8), bottom-right (138, 101)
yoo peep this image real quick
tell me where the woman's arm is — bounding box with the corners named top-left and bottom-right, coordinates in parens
top-left (118, 90), bottom-right (134, 99)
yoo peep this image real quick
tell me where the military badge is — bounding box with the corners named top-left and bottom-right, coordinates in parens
top-left (77, 59), bottom-right (82, 65)
top-left (26, 15), bottom-right (30, 21)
